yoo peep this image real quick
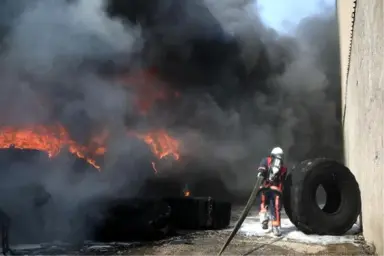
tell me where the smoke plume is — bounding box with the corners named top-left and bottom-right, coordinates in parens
top-left (103, 0), bottom-right (342, 187)
top-left (0, 0), bottom-right (341, 243)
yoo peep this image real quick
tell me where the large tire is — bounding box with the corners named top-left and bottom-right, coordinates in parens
top-left (283, 158), bottom-right (361, 235)
top-left (282, 168), bottom-right (293, 222)
top-left (164, 197), bottom-right (231, 230)
top-left (83, 198), bottom-right (172, 242)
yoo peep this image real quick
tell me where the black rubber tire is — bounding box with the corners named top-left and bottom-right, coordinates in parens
top-left (282, 168), bottom-right (293, 222)
top-left (283, 160), bottom-right (313, 225)
top-left (84, 198), bottom-right (172, 242)
top-left (164, 197), bottom-right (232, 230)
top-left (283, 158), bottom-right (361, 236)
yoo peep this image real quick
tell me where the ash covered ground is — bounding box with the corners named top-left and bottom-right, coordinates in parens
top-left (0, 0), bottom-right (344, 246)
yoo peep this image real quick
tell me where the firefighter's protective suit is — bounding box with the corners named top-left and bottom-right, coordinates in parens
top-left (257, 147), bottom-right (287, 237)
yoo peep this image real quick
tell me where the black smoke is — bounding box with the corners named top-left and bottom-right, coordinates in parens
top-left (104, 0), bottom-right (342, 188)
top-left (0, 0), bottom-right (341, 243)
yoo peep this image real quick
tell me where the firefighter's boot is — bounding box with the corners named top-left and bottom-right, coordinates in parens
top-left (259, 211), bottom-right (269, 230)
top-left (272, 226), bottom-right (282, 237)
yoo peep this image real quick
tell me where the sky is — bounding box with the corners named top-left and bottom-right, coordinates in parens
top-left (257, 0), bottom-right (336, 33)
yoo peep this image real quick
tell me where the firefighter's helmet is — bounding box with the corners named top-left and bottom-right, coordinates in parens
top-left (271, 147), bottom-right (284, 158)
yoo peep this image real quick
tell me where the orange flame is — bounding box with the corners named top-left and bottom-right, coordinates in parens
top-left (121, 68), bottom-right (182, 172)
top-left (0, 124), bottom-right (180, 173)
top-left (120, 68), bottom-right (180, 115)
top-left (136, 130), bottom-right (180, 172)
top-left (0, 68), bottom-right (182, 173)
top-left (137, 130), bottom-right (180, 160)
top-left (183, 184), bottom-right (190, 197)
top-left (0, 124), bottom-right (106, 170)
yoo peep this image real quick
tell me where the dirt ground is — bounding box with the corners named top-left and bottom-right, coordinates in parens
top-left (12, 206), bottom-right (375, 255)
top-left (15, 231), bottom-right (370, 255)
top-left (123, 232), bottom-right (365, 256)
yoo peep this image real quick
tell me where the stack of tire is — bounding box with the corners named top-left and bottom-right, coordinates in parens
top-left (82, 196), bottom-right (232, 242)
top-left (282, 158), bottom-right (361, 235)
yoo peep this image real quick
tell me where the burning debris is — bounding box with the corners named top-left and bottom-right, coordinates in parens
top-left (0, 124), bottom-right (106, 169)
top-left (0, 123), bottom-right (180, 173)
top-left (136, 129), bottom-right (180, 173)
top-left (0, 0), bottom-right (341, 249)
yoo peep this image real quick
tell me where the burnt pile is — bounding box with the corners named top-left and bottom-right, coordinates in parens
top-left (139, 156), bottom-right (235, 201)
top-left (0, 148), bottom-right (52, 244)
top-left (79, 197), bottom-right (172, 242)
top-left (78, 196), bottom-right (231, 243)
top-left (0, 147), bottom-right (231, 246)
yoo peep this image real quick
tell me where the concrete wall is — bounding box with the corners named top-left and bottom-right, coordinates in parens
top-left (337, 0), bottom-right (384, 254)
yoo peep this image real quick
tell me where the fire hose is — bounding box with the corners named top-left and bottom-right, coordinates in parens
top-left (217, 176), bottom-right (264, 256)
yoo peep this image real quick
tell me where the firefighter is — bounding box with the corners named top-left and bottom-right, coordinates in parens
top-left (257, 147), bottom-right (287, 237)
